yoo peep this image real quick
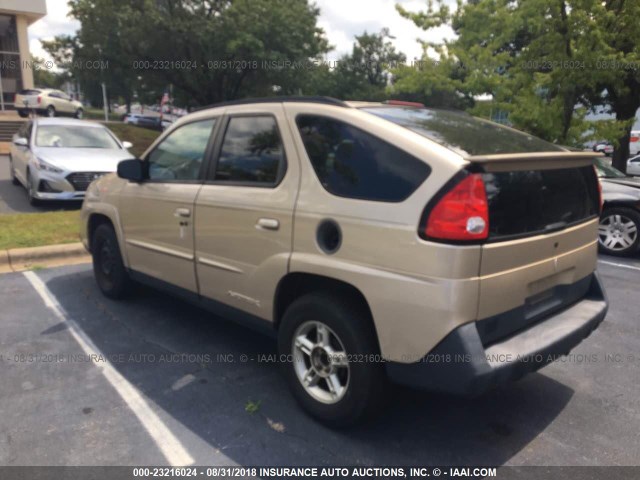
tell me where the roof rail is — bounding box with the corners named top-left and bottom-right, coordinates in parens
top-left (192, 96), bottom-right (349, 112)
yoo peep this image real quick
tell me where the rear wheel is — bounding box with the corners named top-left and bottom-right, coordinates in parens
top-left (92, 223), bottom-right (131, 299)
top-left (46, 105), bottom-right (55, 117)
top-left (278, 293), bottom-right (386, 427)
top-left (17, 109), bottom-right (28, 118)
top-left (75, 108), bottom-right (83, 119)
top-left (598, 207), bottom-right (640, 256)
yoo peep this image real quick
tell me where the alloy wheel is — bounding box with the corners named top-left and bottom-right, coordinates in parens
top-left (598, 214), bottom-right (638, 251)
top-left (292, 320), bottom-right (350, 404)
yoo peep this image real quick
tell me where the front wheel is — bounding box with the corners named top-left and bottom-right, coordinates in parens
top-left (598, 207), bottom-right (640, 256)
top-left (92, 223), bottom-right (131, 299)
top-left (26, 171), bottom-right (40, 206)
top-left (278, 293), bottom-right (386, 427)
top-left (9, 156), bottom-right (19, 185)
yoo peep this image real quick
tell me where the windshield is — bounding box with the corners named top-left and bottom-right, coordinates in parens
top-left (594, 157), bottom-right (627, 178)
top-left (35, 125), bottom-right (120, 149)
top-left (362, 106), bottom-right (564, 156)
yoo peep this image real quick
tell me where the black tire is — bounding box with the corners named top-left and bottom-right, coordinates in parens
top-left (75, 108), bottom-right (83, 119)
top-left (598, 207), bottom-right (640, 256)
top-left (278, 292), bottom-right (386, 427)
top-left (17, 109), bottom-right (28, 118)
top-left (9, 155), bottom-right (19, 186)
top-left (92, 223), bottom-right (131, 299)
top-left (25, 170), bottom-right (40, 206)
top-left (46, 105), bottom-right (55, 118)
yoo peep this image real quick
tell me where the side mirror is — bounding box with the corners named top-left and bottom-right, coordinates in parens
top-left (117, 158), bottom-right (147, 182)
top-left (13, 137), bottom-right (28, 147)
top-left (122, 141), bottom-right (133, 150)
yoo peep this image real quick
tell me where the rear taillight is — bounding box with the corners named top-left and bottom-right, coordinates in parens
top-left (37, 95), bottom-right (42, 104)
top-left (423, 173), bottom-right (489, 241)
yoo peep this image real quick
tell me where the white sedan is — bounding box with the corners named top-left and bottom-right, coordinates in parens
top-left (628, 155), bottom-right (640, 176)
top-left (9, 118), bottom-right (134, 205)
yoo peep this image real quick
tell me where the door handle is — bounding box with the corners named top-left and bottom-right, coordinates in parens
top-left (256, 218), bottom-right (280, 230)
top-left (174, 208), bottom-right (191, 218)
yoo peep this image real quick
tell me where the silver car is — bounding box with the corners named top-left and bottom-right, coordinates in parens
top-left (9, 118), bottom-right (134, 205)
top-left (627, 154), bottom-right (640, 176)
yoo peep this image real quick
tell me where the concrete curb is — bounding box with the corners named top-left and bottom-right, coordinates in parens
top-left (1, 242), bottom-right (90, 273)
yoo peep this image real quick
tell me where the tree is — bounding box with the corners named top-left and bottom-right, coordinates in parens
top-left (112, 0), bottom-right (330, 106)
top-left (333, 29), bottom-right (406, 101)
top-left (396, 0), bottom-right (640, 170)
top-left (31, 56), bottom-right (66, 89)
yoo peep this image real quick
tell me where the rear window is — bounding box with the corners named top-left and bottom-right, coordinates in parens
top-left (483, 166), bottom-right (600, 240)
top-left (363, 106), bottom-right (564, 156)
top-left (19, 89), bottom-right (41, 95)
top-left (296, 115), bottom-right (431, 202)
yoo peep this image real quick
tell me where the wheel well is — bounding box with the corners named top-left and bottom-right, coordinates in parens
top-left (87, 214), bottom-right (114, 252)
top-left (273, 272), bottom-right (380, 347)
top-left (602, 203), bottom-right (640, 214)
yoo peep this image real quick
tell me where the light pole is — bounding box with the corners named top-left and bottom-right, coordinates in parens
top-left (94, 44), bottom-right (108, 121)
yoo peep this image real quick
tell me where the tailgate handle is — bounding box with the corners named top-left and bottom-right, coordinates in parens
top-left (256, 218), bottom-right (280, 231)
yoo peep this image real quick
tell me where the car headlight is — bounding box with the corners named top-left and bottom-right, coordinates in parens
top-left (35, 158), bottom-right (63, 174)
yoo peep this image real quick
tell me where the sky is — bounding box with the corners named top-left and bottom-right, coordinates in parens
top-left (28, 0), bottom-right (455, 64)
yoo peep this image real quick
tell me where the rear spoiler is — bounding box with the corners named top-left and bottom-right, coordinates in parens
top-left (466, 151), bottom-right (603, 172)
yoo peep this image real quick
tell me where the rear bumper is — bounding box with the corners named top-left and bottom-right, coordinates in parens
top-left (386, 272), bottom-right (608, 396)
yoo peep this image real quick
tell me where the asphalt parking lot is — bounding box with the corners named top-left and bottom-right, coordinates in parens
top-left (0, 257), bottom-right (639, 467)
top-left (0, 155), bottom-right (80, 214)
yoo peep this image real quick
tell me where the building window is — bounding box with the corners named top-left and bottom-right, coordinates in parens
top-left (0, 15), bottom-right (22, 108)
top-left (0, 15), bottom-right (19, 52)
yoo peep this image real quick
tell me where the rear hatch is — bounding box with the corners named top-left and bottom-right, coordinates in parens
top-left (362, 105), bottom-right (602, 334)
top-left (15, 89), bottom-right (42, 108)
top-left (470, 152), bottom-right (601, 338)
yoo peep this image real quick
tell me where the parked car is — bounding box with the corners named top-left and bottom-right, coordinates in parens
top-left (14, 88), bottom-right (83, 119)
top-left (593, 141), bottom-right (614, 156)
top-left (627, 154), bottom-right (640, 176)
top-left (594, 157), bottom-right (640, 256)
top-left (9, 118), bottom-right (134, 205)
top-left (81, 97), bottom-right (607, 426)
top-left (123, 113), bottom-right (162, 131)
top-left (630, 131), bottom-right (640, 156)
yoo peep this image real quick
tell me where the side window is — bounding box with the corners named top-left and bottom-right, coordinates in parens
top-left (295, 115), bottom-right (431, 202)
top-left (213, 116), bottom-right (284, 185)
top-left (147, 118), bottom-right (216, 181)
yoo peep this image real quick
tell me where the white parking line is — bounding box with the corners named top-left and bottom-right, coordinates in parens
top-left (23, 271), bottom-right (195, 466)
top-left (598, 259), bottom-right (640, 272)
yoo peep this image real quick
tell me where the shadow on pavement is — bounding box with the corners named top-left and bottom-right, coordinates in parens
top-left (44, 267), bottom-right (574, 466)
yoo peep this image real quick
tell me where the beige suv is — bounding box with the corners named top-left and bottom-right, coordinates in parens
top-left (80, 97), bottom-right (608, 426)
top-left (14, 88), bottom-right (84, 119)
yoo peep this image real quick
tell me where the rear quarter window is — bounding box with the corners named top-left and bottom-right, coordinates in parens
top-left (295, 115), bottom-right (431, 202)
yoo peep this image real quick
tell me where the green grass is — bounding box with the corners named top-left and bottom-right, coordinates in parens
top-left (101, 122), bottom-right (161, 157)
top-left (0, 211), bottom-right (80, 250)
